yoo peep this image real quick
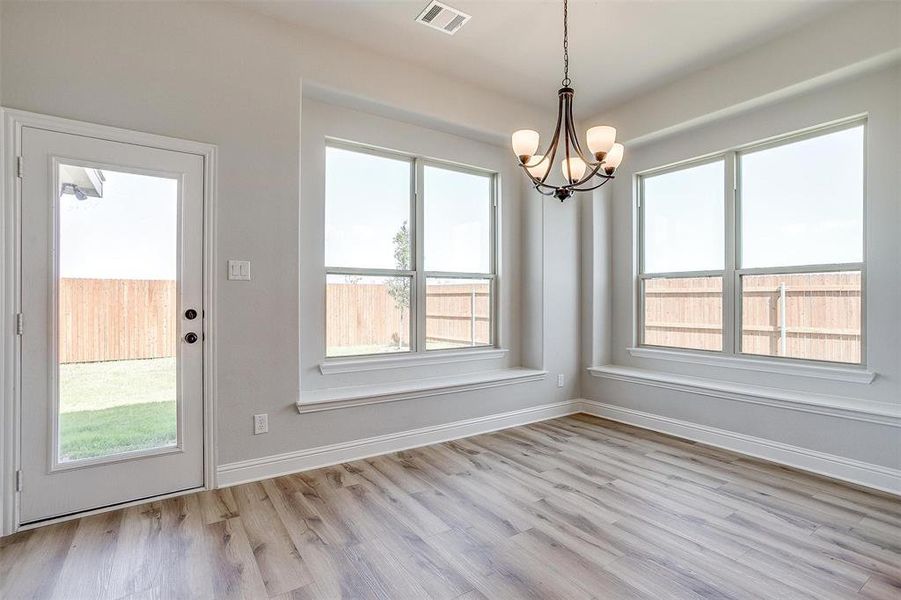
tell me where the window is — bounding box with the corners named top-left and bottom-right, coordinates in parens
top-left (325, 143), bottom-right (496, 358)
top-left (638, 120), bottom-right (865, 365)
top-left (640, 160), bottom-right (725, 351)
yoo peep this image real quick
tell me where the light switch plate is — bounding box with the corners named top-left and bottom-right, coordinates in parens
top-left (228, 260), bottom-right (251, 281)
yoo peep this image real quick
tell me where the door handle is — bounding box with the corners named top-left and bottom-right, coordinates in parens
top-left (184, 332), bottom-right (198, 344)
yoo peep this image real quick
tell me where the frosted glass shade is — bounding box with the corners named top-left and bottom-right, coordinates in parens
top-left (586, 126), bottom-right (616, 157)
top-left (605, 143), bottom-right (624, 170)
top-left (561, 156), bottom-right (587, 182)
top-left (512, 129), bottom-right (540, 161)
top-left (525, 154), bottom-right (550, 179)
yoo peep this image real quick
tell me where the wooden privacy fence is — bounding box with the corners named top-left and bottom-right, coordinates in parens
top-left (644, 272), bottom-right (861, 363)
top-left (326, 282), bottom-right (410, 349)
top-left (326, 282), bottom-right (490, 350)
top-left (59, 278), bottom-right (176, 363)
top-left (62, 279), bottom-right (492, 362)
top-left (424, 283), bottom-right (490, 346)
top-left (740, 272), bottom-right (861, 363)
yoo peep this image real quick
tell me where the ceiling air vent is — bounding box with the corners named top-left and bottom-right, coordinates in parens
top-left (415, 1), bottom-right (471, 35)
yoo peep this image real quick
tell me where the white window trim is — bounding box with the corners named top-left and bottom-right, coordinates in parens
top-left (625, 347), bottom-right (875, 384)
top-left (299, 368), bottom-right (547, 413)
top-left (587, 365), bottom-right (897, 427)
top-left (323, 140), bottom-right (499, 366)
top-left (319, 346), bottom-right (509, 375)
top-left (634, 117), bottom-right (869, 375)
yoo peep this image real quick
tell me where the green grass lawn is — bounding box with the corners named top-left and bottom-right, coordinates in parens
top-left (58, 358), bottom-right (177, 462)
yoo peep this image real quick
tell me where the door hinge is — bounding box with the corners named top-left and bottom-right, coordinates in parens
top-left (16, 313), bottom-right (24, 335)
top-left (16, 470), bottom-right (23, 492)
top-left (16, 156), bottom-right (23, 179)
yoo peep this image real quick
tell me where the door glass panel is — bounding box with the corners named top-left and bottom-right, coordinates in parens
top-left (57, 165), bottom-right (178, 463)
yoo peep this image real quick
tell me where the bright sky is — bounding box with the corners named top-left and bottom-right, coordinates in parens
top-left (325, 147), bottom-right (491, 273)
top-left (60, 127), bottom-right (860, 283)
top-left (59, 169), bottom-right (177, 280)
top-left (740, 125), bottom-right (863, 268)
top-left (643, 160), bottom-right (724, 273)
top-left (423, 165), bottom-right (491, 273)
top-left (643, 125), bottom-right (864, 273)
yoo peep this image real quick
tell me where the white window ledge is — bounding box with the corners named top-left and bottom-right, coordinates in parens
top-left (298, 367), bottom-right (547, 414)
top-left (627, 346), bottom-right (876, 385)
top-left (319, 347), bottom-right (509, 375)
top-left (588, 364), bottom-right (899, 428)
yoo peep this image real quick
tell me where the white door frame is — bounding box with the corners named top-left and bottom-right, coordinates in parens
top-left (0, 109), bottom-right (218, 535)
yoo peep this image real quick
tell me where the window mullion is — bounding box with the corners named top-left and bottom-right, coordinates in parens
top-left (414, 158), bottom-right (427, 353)
top-left (724, 150), bottom-right (738, 356)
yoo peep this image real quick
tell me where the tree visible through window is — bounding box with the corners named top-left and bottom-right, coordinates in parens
top-left (325, 144), bottom-right (496, 358)
top-left (387, 221), bottom-right (411, 350)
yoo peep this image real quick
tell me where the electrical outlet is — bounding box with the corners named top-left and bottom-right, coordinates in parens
top-left (253, 413), bottom-right (268, 435)
top-left (557, 374), bottom-right (565, 388)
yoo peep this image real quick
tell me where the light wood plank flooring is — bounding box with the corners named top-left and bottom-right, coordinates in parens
top-left (2, 415), bottom-right (900, 599)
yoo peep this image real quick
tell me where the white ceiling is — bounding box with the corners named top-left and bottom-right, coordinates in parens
top-left (239, 0), bottom-right (850, 118)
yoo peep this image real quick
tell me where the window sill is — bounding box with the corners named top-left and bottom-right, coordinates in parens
top-left (627, 346), bottom-right (876, 385)
top-left (298, 367), bottom-right (547, 414)
top-left (319, 347), bottom-right (509, 375)
top-left (587, 365), bottom-right (899, 427)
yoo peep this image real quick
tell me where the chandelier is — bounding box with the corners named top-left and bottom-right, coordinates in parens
top-left (511, 0), bottom-right (624, 201)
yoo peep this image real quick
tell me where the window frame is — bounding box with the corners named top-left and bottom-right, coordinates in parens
top-left (324, 140), bottom-right (499, 360)
top-left (637, 154), bottom-right (729, 353)
top-left (636, 117), bottom-right (867, 367)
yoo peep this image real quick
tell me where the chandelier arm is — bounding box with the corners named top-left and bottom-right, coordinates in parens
top-left (518, 164), bottom-right (540, 186)
top-left (563, 94), bottom-right (591, 163)
top-left (563, 164), bottom-right (601, 188)
top-left (569, 174), bottom-right (615, 193)
top-left (538, 92), bottom-right (566, 185)
top-left (531, 177), bottom-right (565, 193)
top-left (517, 164), bottom-right (566, 194)
top-left (518, 165), bottom-right (546, 188)
top-left (563, 122), bottom-right (573, 182)
top-left (566, 161), bottom-right (610, 189)
top-left (518, 168), bottom-right (561, 196)
top-left (540, 132), bottom-right (560, 185)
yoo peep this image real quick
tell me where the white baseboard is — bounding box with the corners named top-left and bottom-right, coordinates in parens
top-left (576, 399), bottom-right (901, 496)
top-left (217, 400), bottom-right (579, 487)
top-left (218, 396), bottom-right (899, 497)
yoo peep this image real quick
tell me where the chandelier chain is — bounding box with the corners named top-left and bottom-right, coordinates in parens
top-left (562, 0), bottom-right (570, 87)
top-left (512, 0), bottom-right (620, 201)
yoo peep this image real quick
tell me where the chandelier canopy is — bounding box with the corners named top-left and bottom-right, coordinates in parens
top-left (512, 0), bottom-right (624, 201)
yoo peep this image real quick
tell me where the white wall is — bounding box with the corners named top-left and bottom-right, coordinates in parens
top-left (292, 98), bottom-right (580, 458)
top-left (299, 99), bottom-right (525, 390)
top-left (591, 2), bottom-right (901, 145)
top-left (3, 0), bottom-right (895, 501)
top-left (582, 61), bottom-right (901, 470)
top-left (0, 1), bottom-right (580, 473)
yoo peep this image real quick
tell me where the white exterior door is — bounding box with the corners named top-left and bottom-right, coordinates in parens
top-left (18, 126), bottom-right (205, 524)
